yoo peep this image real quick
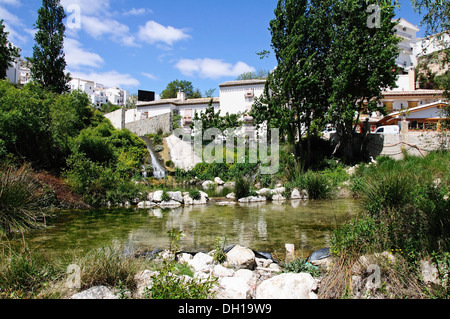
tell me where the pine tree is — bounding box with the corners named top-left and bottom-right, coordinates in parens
top-left (0, 19), bottom-right (20, 80)
top-left (29, 0), bottom-right (70, 94)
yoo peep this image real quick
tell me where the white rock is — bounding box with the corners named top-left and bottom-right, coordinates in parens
top-left (188, 253), bottom-right (214, 273)
top-left (291, 188), bottom-right (302, 200)
top-left (71, 286), bottom-right (118, 300)
top-left (226, 192), bottom-right (235, 200)
top-left (214, 177), bottom-right (225, 185)
top-left (213, 264), bottom-right (235, 278)
top-left (255, 273), bottom-right (318, 299)
top-left (234, 269), bottom-right (254, 285)
top-left (256, 188), bottom-right (272, 196)
top-left (158, 200), bottom-right (182, 207)
top-left (215, 277), bottom-right (252, 300)
top-left (152, 190), bottom-right (164, 202)
top-left (167, 191), bottom-right (183, 203)
top-left (226, 245), bottom-right (256, 270)
top-left (202, 180), bottom-right (214, 188)
top-left (134, 270), bottom-right (159, 298)
top-left (193, 191), bottom-right (209, 205)
top-left (421, 260), bottom-right (440, 285)
top-left (177, 253), bottom-right (193, 264)
top-left (138, 201), bottom-right (156, 208)
top-left (255, 257), bottom-right (273, 268)
top-left (301, 189), bottom-right (309, 199)
top-left (272, 194), bottom-right (286, 201)
top-left (272, 187), bottom-right (286, 195)
top-left (183, 194), bottom-right (193, 206)
top-left (147, 192), bottom-right (154, 201)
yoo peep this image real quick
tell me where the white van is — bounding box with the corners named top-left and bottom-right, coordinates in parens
top-left (374, 125), bottom-right (400, 134)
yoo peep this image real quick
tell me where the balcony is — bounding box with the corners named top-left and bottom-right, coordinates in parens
top-left (396, 30), bottom-right (413, 40)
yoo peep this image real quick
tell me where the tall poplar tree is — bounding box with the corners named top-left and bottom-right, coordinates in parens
top-left (30, 0), bottom-right (70, 94)
top-left (0, 19), bottom-right (20, 80)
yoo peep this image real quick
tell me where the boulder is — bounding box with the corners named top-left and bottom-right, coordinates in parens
top-left (71, 286), bottom-right (118, 300)
top-left (214, 177), bottom-right (225, 185)
top-left (202, 180), bottom-right (214, 188)
top-left (159, 200), bottom-right (182, 207)
top-left (177, 253), bottom-right (193, 264)
top-left (255, 273), bottom-right (318, 299)
top-left (134, 270), bottom-right (159, 298)
top-left (212, 264), bottom-right (235, 278)
top-left (215, 277), bottom-right (252, 300)
top-left (290, 189), bottom-right (302, 200)
top-left (226, 245), bottom-right (256, 270)
top-left (238, 196), bottom-right (266, 203)
top-left (188, 253), bottom-right (214, 273)
top-left (301, 189), bottom-right (309, 199)
top-left (193, 191), bottom-right (209, 205)
top-left (272, 187), bottom-right (286, 195)
top-left (183, 194), bottom-right (193, 206)
top-left (152, 190), bottom-right (164, 202)
top-left (167, 191), bottom-right (184, 203)
top-left (226, 192), bottom-right (236, 200)
top-left (234, 269), bottom-right (254, 286)
top-left (272, 194), bottom-right (286, 201)
top-left (137, 201), bottom-right (156, 208)
top-left (420, 260), bottom-right (440, 285)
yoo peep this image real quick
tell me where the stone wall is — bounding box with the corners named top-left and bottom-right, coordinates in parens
top-left (366, 131), bottom-right (449, 160)
top-left (125, 112), bottom-right (172, 137)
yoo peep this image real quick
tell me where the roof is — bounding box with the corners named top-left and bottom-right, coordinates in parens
top-left (219, 79), bottom-right (267, 88)
top-left (382, 89), bottom-right (444, 97)
top-left (137, 97), bottom-right (220, 108)
top-left (378, 101), bottom-right (449, 125)
top-left (395, 18), bottom-right (420, 32)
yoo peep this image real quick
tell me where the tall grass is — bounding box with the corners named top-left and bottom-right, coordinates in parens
top-left (0, 165), bottom-right (46, 235)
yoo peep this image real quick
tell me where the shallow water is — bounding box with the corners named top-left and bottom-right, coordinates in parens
top-left (15, 199), bottom-right (359, 260)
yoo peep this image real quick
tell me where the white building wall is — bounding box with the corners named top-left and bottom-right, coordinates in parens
top-left (219, 83), bottom-right (265, 115)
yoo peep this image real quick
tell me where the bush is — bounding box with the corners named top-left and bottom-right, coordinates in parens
top-left (188, 189), bottom-right (201, 201)
top-left (234, 176), bottom-right (251, 199)
top-left (0, 165), bottom-right (46, 235)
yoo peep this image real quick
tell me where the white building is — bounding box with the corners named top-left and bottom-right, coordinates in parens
top-left (416, 32), bottom-right (450, 58)
top-left (5, 57), bottom-right (20, 84)
top-left (68, 78), bottom-right (130, 108)
top-left (218, 79), bottom-right (266, 116)
top-left (394, 18), bottom-right (420, 72)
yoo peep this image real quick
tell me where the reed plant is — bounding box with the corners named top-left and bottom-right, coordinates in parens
top-left (0, 165), bottom-right (46, 236)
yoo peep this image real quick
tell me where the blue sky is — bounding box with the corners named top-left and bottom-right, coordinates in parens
top-left (1, 0), bottom-right (426, 96)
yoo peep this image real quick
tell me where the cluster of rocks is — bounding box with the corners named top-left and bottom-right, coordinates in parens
top-left (137, 190), bottom-right (209, 208)
top-left (71, 245), bottom-right (322, 300)
top-left (225, 187), bottom-right (309, 204)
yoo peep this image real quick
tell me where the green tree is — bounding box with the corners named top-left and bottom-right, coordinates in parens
top-left (251, 0), bottom-right (332, 165)
top-left (326, 0), bottom-right (400, 162)
top-left (0, 20), bottom-right (20, 80)
top-left (29, 0), bottom-right (70, 94)
top-left (236, 69), bottom-right (269, 80)
top-left (160, 80), bottom-right (202, 99)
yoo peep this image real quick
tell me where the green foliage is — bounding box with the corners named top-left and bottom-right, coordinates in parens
top-left (161, 191), bottom-right (171, 203)
top-left (333, 152), bottom-right (450, 263)
top-left (213, 237), bottom-right (227, 264)
top-left (234, 176), bottom-right (251, 200)
top-left (283, 259), bottom-right (321, 277)
top-left (236, 69), bottom-right (269, 80)
top-left (146, 229), bottom-right (217, 299)
top-left (0, 165), bottom-right (46, 235)
top-left (188, 189), bottom-right (201, 201)
top-left (29, 0), bottom-right (70, 94)
top-left (0, 245), bottom-right (64, 299)
top-left (191, 103), bottom-right (243, 136)
top-left (0, 19), bottom-right (20, 80)
top-left (284, 170), bottom-right (333, 200)
top-left (160, 79), bottom-right (202, 99)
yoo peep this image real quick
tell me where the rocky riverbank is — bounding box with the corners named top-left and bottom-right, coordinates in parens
top-left (70, 244), bottom-right (326, 300)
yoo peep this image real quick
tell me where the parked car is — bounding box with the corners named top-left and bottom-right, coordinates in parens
top-left (373, 125), bottom-right (400, 134)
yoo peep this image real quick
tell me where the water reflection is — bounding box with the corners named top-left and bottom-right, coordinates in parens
top-left (16, 199), bottom-right (359, 260)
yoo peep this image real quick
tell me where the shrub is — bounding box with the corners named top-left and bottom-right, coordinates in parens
top-left (161, 191), bottom-right (171, 202)
top-left (283, 259), bottom-right (321, 277)
top-left (234, 176), bottom-right (251, 199)
top-left (188, 189), bottom-right (201, 201)
top-left (0, 165), bottom-right (46, 235)
top-left (154, 145), bottom-right (164, 153)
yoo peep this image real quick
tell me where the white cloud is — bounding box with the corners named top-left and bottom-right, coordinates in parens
top-left (64, 38), bottom-right (104, 69)
top-left (124, 8), bottom-right (152, 16)
top-left (138, 20), bottom-right (190, 46)
top-left (0, 0), bottom-right (20, 6)
top-left (0, 6), bottom-right (27, 43)
top-left (175, 58), bottom-right (256, 79)
top-left (61, 0), bottom-right (111, 16)
top-left (61, 0), bottom-right (139, 47)
top-left (69, 70), bottom-right (140, 88)
top-left (141, 72), bottom-right (158, 80)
